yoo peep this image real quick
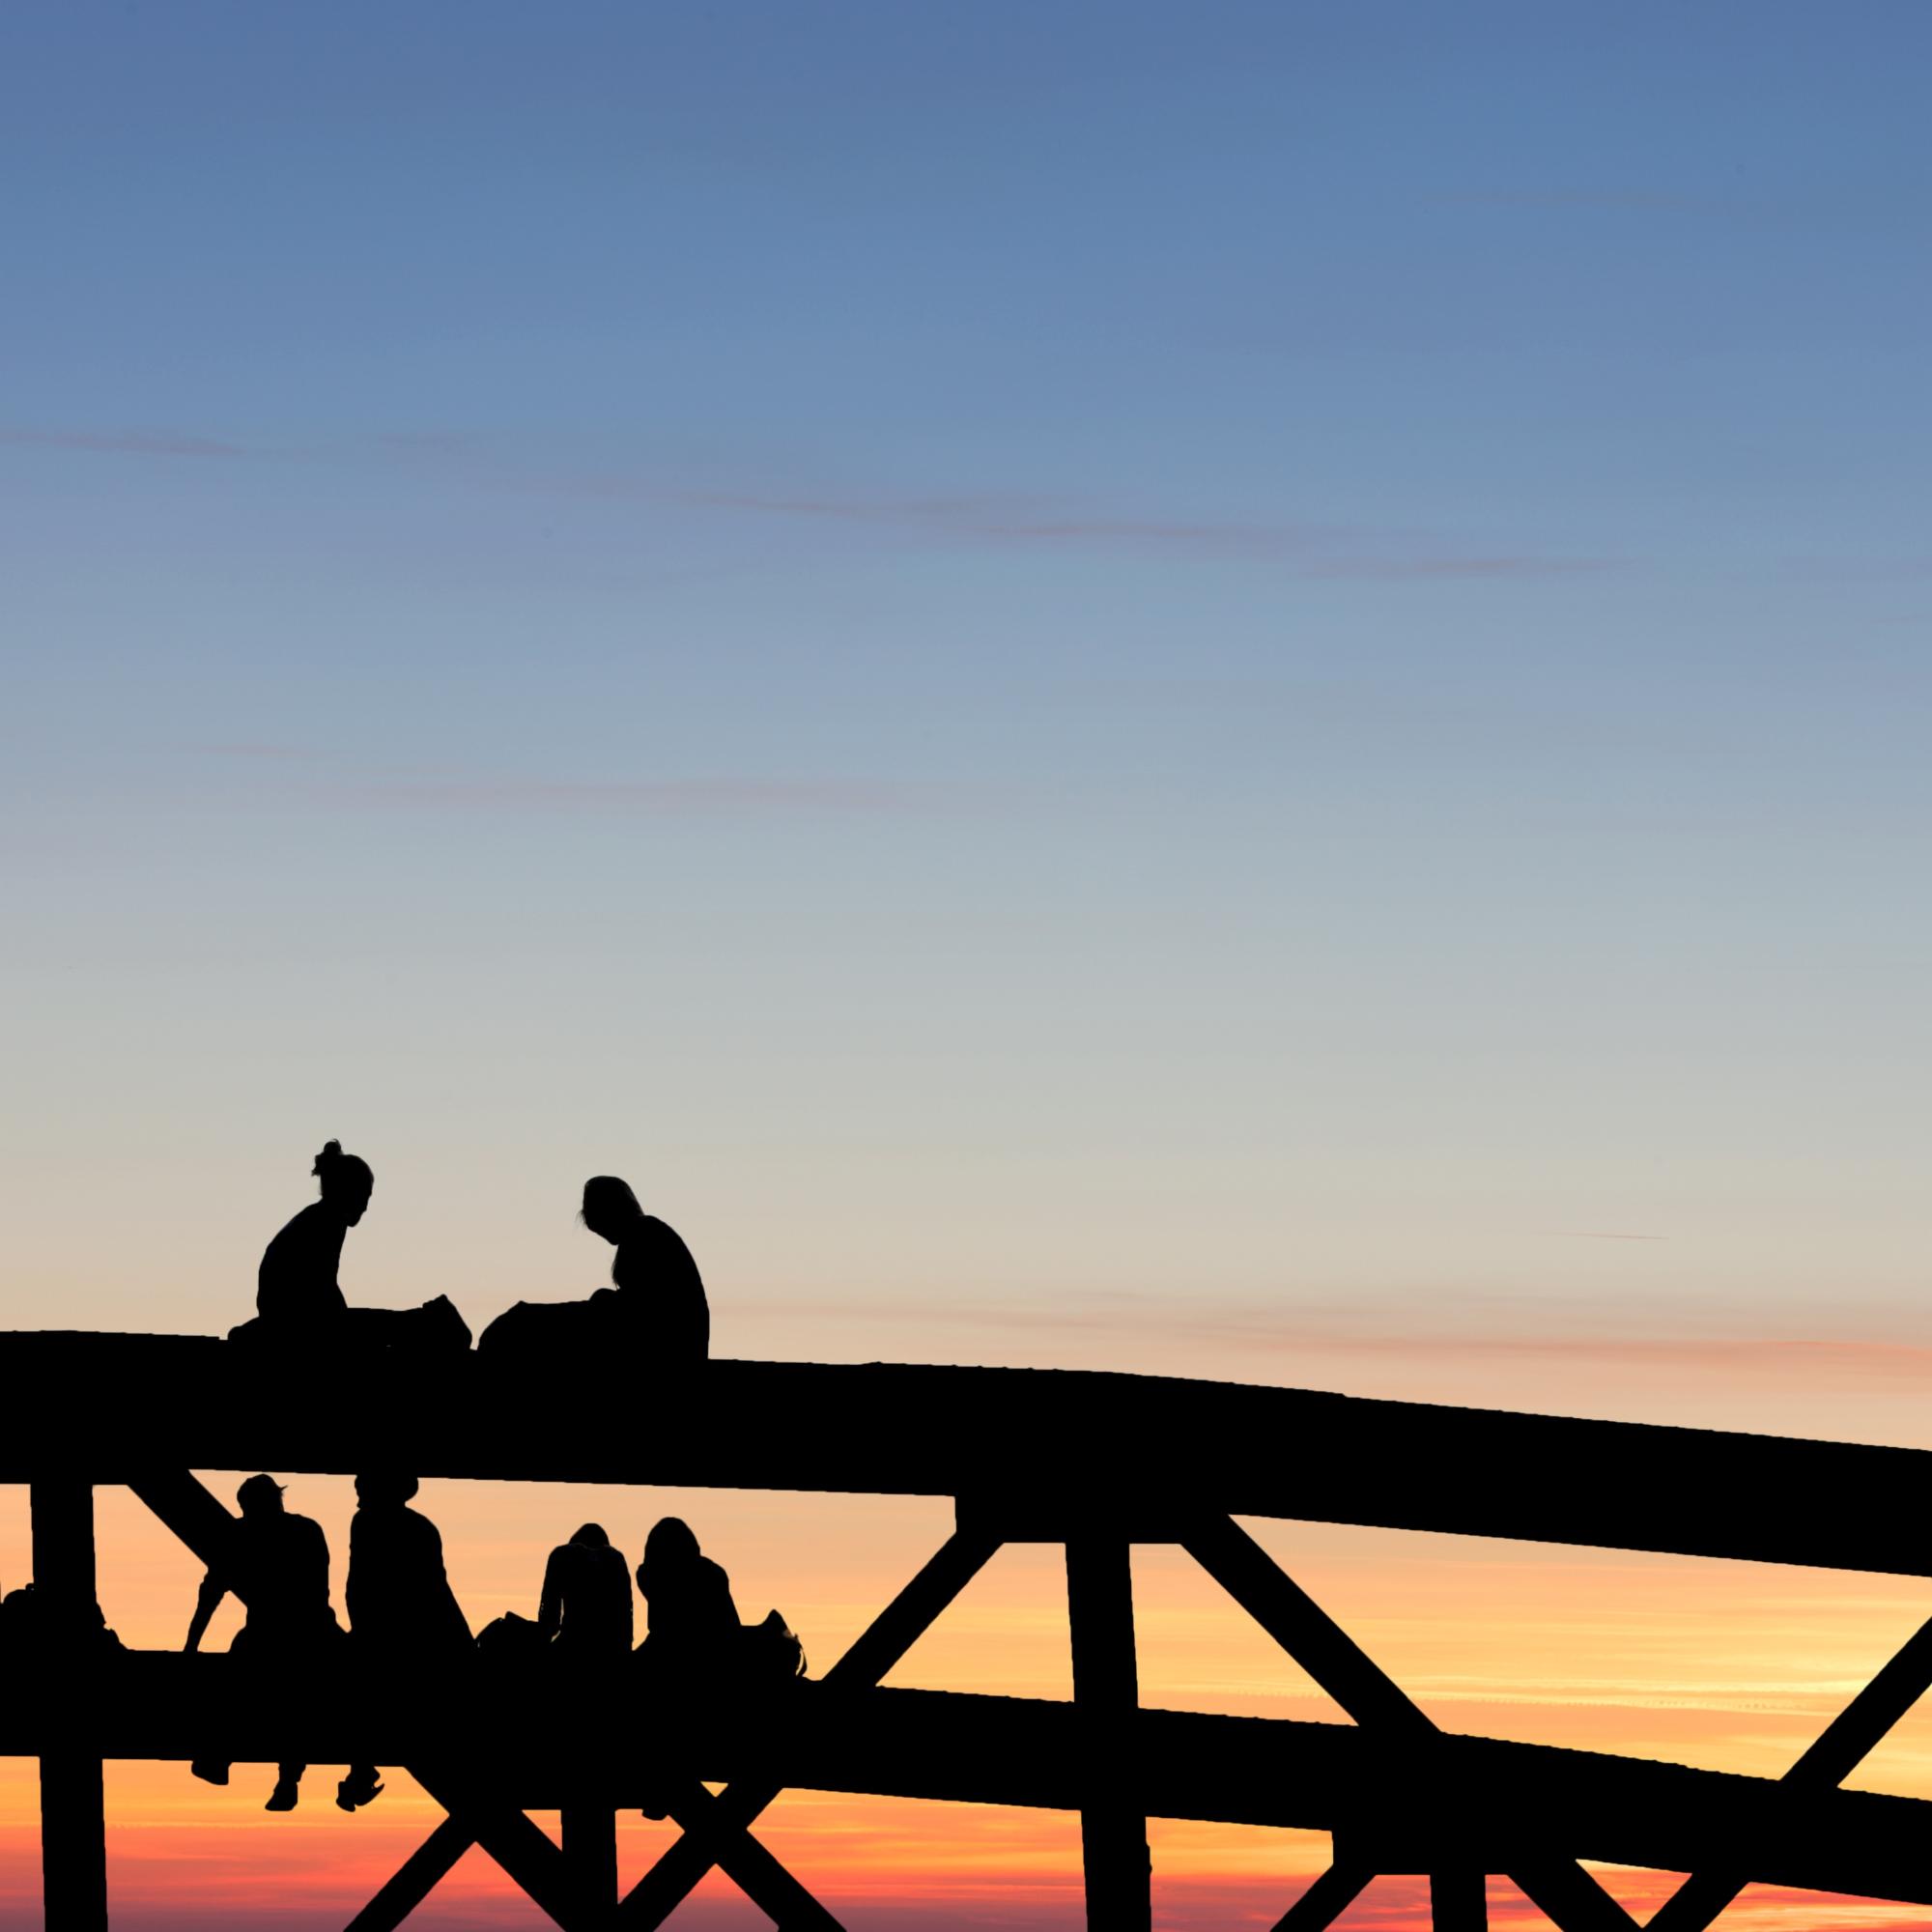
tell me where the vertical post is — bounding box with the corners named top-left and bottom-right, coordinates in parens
top-left (562, 1803), bottom-right (618, 1918)
top-left (32, 1478), bottom-right (108, 1932)
top-left (1065, 1536), bottom-right (1151, 1932)
top-left (1430, 1870), bottom-right (1487, 1932)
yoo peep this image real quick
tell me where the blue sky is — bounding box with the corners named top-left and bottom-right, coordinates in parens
top-left (3, 2), bottom-right (1929, 1427)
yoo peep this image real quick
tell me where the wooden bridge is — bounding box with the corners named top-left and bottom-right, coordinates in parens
top-left (5, 1330), bottom-right (1932, 1932)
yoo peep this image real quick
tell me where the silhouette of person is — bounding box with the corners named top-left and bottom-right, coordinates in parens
top-left (633, 1517), bottom-right (740, 1818)
top-left (476, 1177), bottom-right (707, 1366)
top-left (538, 1522), bottom-right (634, 1655)
top-left (636, 1517), bottom-right (737, 1665)
top-left (338, 1472), bottom-right (470, 1811)
top-left (185, 1474), bottom-right (342, 1811)
top-left (231, 1141), bottom-right (470, 1354)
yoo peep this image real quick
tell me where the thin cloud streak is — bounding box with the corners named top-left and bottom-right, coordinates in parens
top-left (179, 746), bottom-right (936, 814)
top-left (7, 426), bottom-right (1616, 575)
top-left (1, 427), bottom-right (249, 459)
top-left (748, 1296), bottom-right (1932, 1386)
top-left (1546, 1231), bottom-right (1669, 1242)
top-left (338, 779), bottom-right (925, 812)
top-left (190, 742), bottom-right (330, 761)
top-left (555, 472), bottom-right (1614, 576)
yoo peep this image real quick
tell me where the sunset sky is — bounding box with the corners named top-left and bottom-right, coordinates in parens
top-left (5, 2), bottom-right (1932, 1927)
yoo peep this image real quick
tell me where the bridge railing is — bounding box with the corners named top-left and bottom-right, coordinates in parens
top-left (5, 1331), bottom-right (1931, 1932)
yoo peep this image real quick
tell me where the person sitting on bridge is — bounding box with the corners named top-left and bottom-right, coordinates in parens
top-left (476, 1176), bottom-right (708, 1367)
top-left (634, 1516), bottom-right (742, 1818)
top-left (538, 1521), bottom-right (634, 1656)
top-left (185, 1474), bottom-right (344, 1812)
top-left (230, 1140), bottom-right (470, 1354)
top-left (636, 1517), bottom-right (738, 1669)
top-left (337, 1472), bottom-right (471, 1812)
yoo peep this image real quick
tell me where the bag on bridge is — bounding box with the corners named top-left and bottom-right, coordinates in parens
top-left (474, 1610), bottom-right (547, 1661)
top-left (740, 1608), bottom-right (806, 1684)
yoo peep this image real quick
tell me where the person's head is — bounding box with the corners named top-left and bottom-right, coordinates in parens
top-left (638, 1516), bottom-right (700, 1597)
top-left (580, 1176), bottom-right (643, 1244)
top-left (355, 1472), bottom-right (419, 1510)
top-left (569, 1523), bottom-right (610, 1549)
top-left (313, 1140), bottom-right (375, 1225)
top-left (236, 1474), bottom-right (286, 1520)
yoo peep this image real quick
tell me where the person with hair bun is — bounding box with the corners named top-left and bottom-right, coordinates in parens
top-left (476, 1176), bottom-right (708, 1369)
top-left (232, 1141), bottom-right (470, 1354)
top-left (255, 1141), bottom-right (373, 1327)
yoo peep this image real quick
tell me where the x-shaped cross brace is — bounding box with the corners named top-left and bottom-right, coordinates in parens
top-left (616, 1526), bottom-right (1002, 1928)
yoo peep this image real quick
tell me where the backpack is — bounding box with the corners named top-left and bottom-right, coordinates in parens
top-left (474, 1610), bottom-right (548, 1660)
top-left (742, 1609), bottom-right (807, 1682)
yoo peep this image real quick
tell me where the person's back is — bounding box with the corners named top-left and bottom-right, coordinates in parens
top-left (611, 1215), bottom-right (709, 1362)
top-left (539, 1524), bottom-right (634, 1653)
top-left (646, 1551), bottom-right (735, 1646)
top-left (257, 1202), bottom-right (350, 1327)
top-left (242, 1509), bottom-right (334, 1640)
top-left (475, 1177), bottom-right (708, 1369)
top-left (347, 1477), bottom-right (469, 1655)
top-left (638, 1518), bottom-right (737, 1660)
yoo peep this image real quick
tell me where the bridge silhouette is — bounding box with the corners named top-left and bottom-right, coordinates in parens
top-left (6, 1330), bottom-right (1932, 1932)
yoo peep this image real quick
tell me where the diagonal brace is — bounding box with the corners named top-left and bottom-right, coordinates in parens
top-left (617, 1526), bottom-right (1001, 1929)
top-left (1647, 1612), bottom-right (1932, 1932)
top-left (344, 1816), bottom-right (475, 1932)
top-left (411, 1763), bottom-right (599, 1932)
top-left (1182, 1515), bottom-right (1637, 1932)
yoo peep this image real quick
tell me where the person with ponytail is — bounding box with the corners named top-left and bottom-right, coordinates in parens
top-left (475, 1175), bottom-right (708, 1368)
top-left (232, 1140), bottom-right (470, 1354)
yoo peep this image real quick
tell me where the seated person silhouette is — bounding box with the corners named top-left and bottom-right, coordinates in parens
top-left (229, 1140), bottom-right (469, 1353)
top-left (185, 1474), bottom-right (343, 1811)
top-left (637, 1517), bottom-right (738, 1663)
top-left (476, 1177), bottom-right (708, 1367)
top-left (634, 1517), bottom-right (740, 1817)
top-left (539, 1522), bottom-right (634, 1656)
top-left (338, 1472), bottom-right (471, 1812)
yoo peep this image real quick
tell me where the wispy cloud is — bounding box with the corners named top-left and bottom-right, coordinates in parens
top-left (182, 745), bottom-right (932, 814)
top-left (552, 473), bottom-right (1611, 576)
top-left (344, 778), bottom-right (923, 812)
top-left (1, 427), bottom-right (249, 459)
top-left (189, 742), bottom-right (330, 761)
top-left (1448, 187), bottom-right (1710, 213)
top-left (747, 1293), bottom-right (1932, 1386)
top-left (8, 424), bottom-right (1613, 575)
top-left (1545, 1230), bottom-right (1668, 1242)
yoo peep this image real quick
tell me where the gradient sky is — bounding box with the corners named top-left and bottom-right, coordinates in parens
top-left (4, 3), bottom-right (1932, 1927)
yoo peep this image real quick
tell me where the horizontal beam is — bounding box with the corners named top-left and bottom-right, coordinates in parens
top-left (6, 1655), bottom-right (1932, 1906)
top-left (3, 1333), bottom-right (1931, 1573)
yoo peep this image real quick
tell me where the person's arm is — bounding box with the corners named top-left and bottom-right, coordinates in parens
top-left (537, 1547), bottom-right (566, 1641)
top-left (185, 1571), bottom-right (226, 1653)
